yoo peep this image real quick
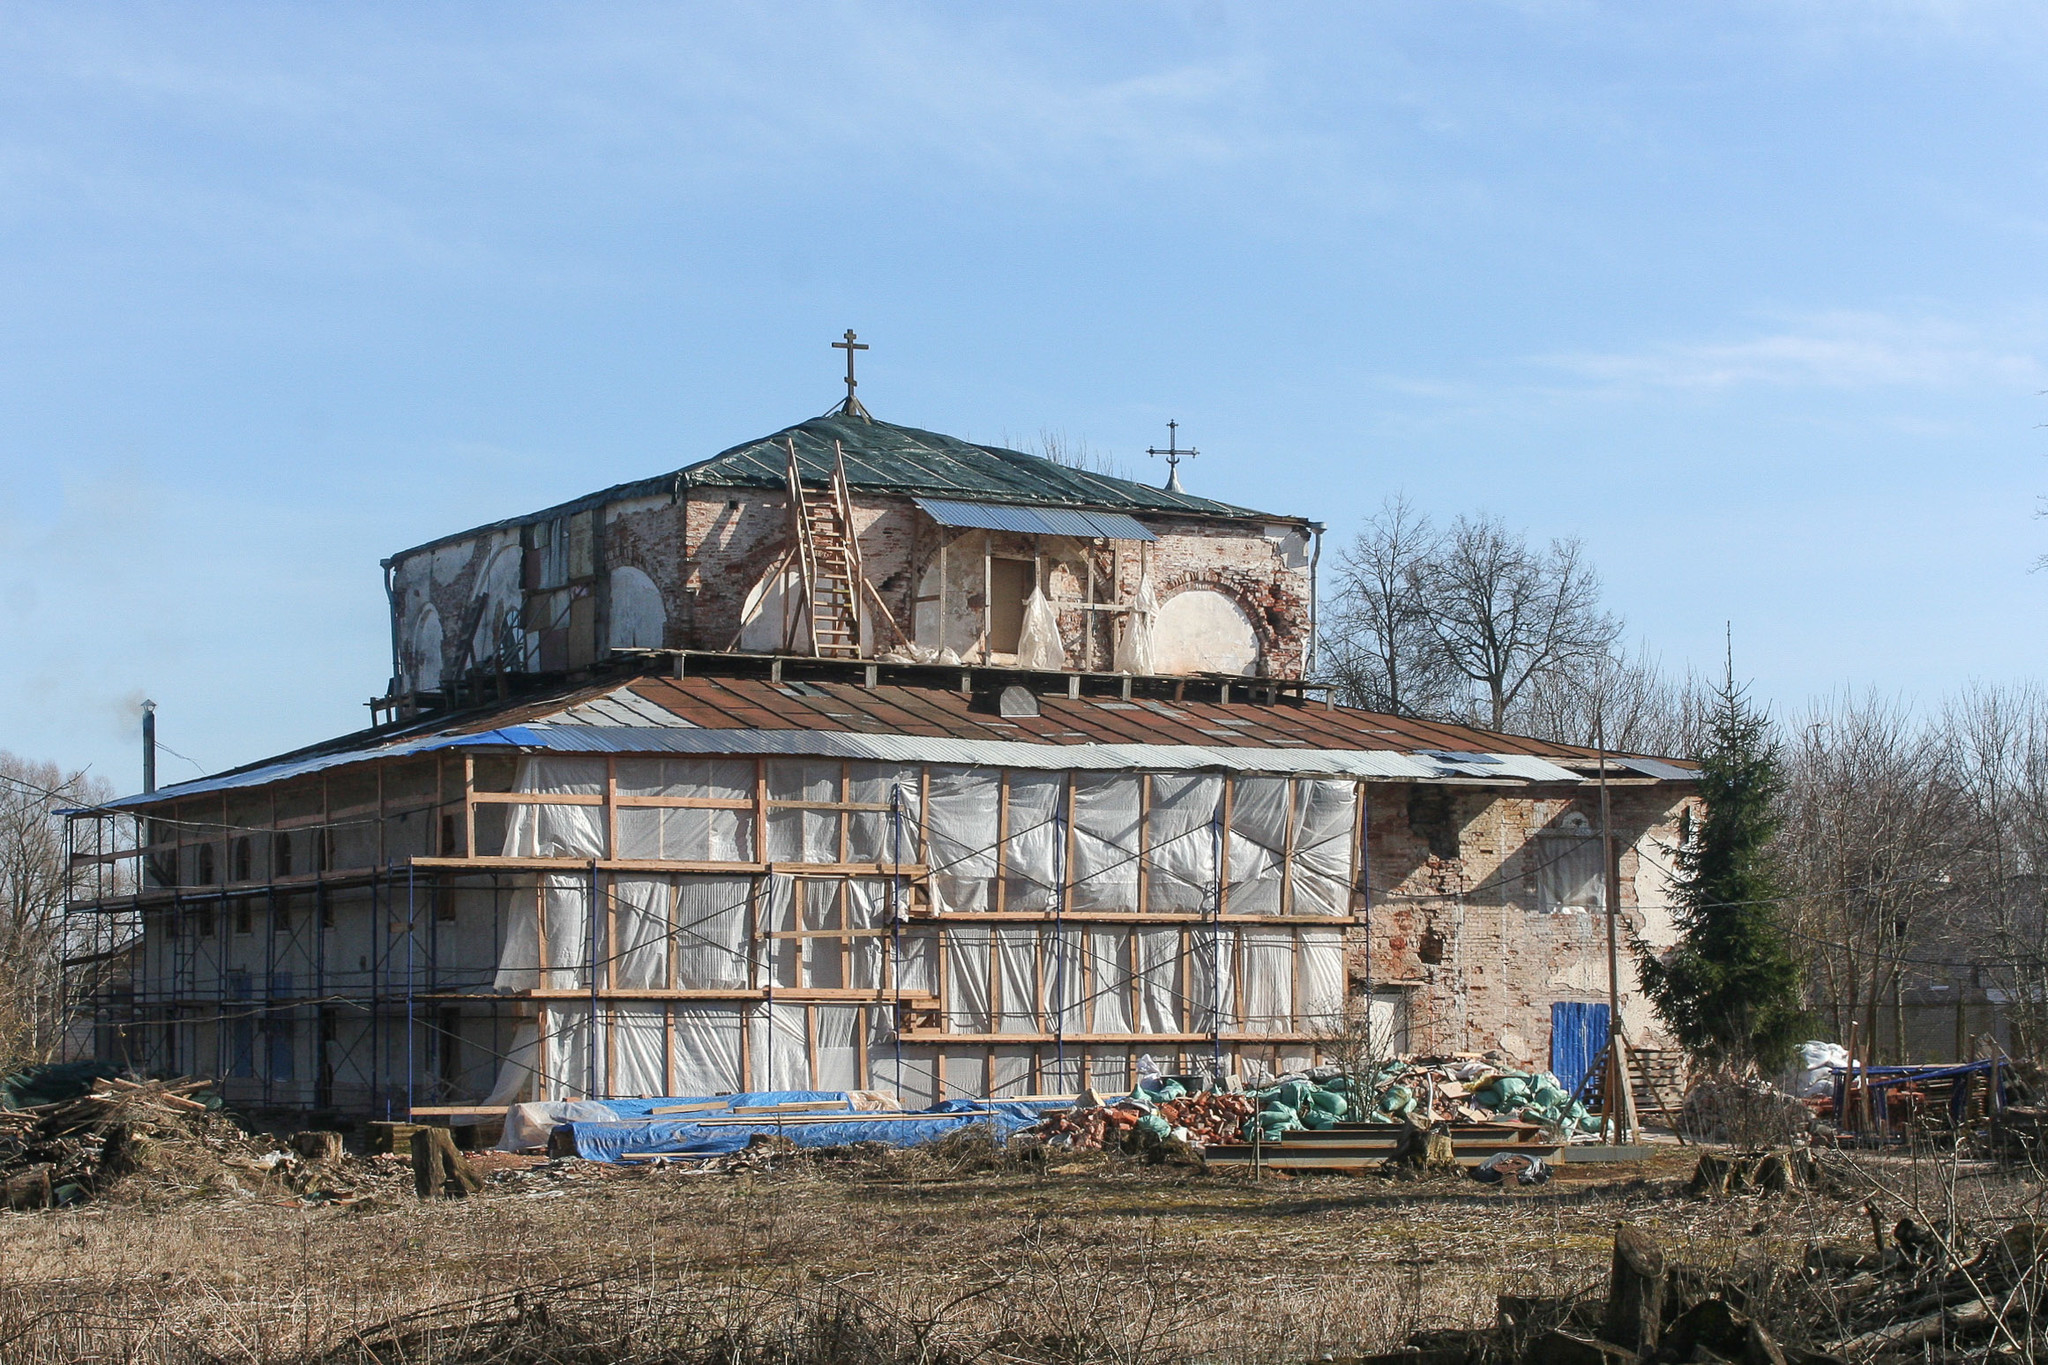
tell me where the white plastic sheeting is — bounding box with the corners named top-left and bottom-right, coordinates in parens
top-left (1114, 567), bottom-right (1158, 674)
top-left (503, 757), bottom-right (607, 857)
top-left (487, 754), bottom-right (1364, 1101)
top-left (1015, 586), bottom-right (1065, 670)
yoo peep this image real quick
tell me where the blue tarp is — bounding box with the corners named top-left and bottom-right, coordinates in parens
top-left (564, 1093), bottom-right (1058, 1163)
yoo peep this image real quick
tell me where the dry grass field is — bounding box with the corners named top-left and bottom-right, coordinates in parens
top-left (0, 1140), bottom-right (2038, 1365)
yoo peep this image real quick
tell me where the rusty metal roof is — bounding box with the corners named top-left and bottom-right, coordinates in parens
top-left (103, 671), bottom-right (1693, 810)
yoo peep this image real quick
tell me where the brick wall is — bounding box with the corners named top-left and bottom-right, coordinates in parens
top-left (1361, 782), bottom-right (1697, 1069)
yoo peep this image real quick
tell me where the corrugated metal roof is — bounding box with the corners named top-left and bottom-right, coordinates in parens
top-left (100, 676), bottom-right (1683, 810)
top-left (500, 725), bottom-right (1453, 777)
top-left (913, 497), bottom-right (1157, 542)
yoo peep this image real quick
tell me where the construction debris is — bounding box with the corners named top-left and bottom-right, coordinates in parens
top-left (1032, 1083), bottom-right (1258, 1152)
top-left (0, 1074), bottom-right (392, 1208)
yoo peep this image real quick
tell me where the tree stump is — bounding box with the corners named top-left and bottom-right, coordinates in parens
top-left (411, 1125), bottom-right (482, 1200)
top-left (1601, 1225), bottom-right (1665, 1355)
top-left (4, 1166), bottom-right (53, 1211)
top-left (1422, 1127), bottom-right (1458, 1173)
top-left (291, 1130), bottom-right (344, 1163)
top-left (1687, 1151), bottom-right (1736, 1198)
top-left (1752, 1150), bottom-right (1799, 1193)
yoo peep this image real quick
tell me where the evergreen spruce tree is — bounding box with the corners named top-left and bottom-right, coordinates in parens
top-left (1634, 667), bottom-right (1805, 1073)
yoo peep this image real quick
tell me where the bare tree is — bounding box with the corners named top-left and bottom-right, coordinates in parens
top-left (0, 754), bottom-right (112, 1070)
top-left (1508, 646), bottom-right (1714, 758)
top-left (1417, 515), bottom-right (1623, 733)
top-left (1777, 694), bottom-right (1970, 1063)
top-left (1941, 682), bottom-right (2048, 1060)
top-left (1320, 495), bottom-right (1465, 717)
top-left (1028, 429), bottom-right (1133, 483)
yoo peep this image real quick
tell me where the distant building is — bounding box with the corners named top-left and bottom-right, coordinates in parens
top-left (66, 391), bottom-right (1696, 1116)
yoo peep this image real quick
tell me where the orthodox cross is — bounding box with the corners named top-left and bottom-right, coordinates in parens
top-left (831, 329), bottom-right (870, 416)
top-left (1146, 420), bottom-right (1198, 493)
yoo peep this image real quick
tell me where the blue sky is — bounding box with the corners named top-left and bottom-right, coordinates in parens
top-left (3, 2), bottom-right (2045, 791)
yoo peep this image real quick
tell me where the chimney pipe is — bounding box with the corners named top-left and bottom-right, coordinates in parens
top-left (142, 700), bottom-right (157, 795)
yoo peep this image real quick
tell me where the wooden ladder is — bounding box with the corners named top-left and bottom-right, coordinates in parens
top-left (784, 439), bottom-right (864, 657)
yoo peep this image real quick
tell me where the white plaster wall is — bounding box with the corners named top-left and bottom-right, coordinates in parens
top-left (608, 566), bottom-right (666, 649)
top-left (407, 605), bottom-right (444, 691)
top-left (1152, 588), bottom-right (1260, 674)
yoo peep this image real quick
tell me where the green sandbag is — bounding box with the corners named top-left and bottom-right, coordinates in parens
top-left (1273, 1080), bottom-right (1313, 1110)
top-left (1322, 1075), bottom-right (1355, 1093)
top-left (1366, 1110), bottom-right (1396, 1124)
top-left (1134, 1113), bottom-right (1172, 1139)
top-left (1531, 1083), bottom-right (1567, 1108)
top-left (1472, 1087), bottom-right (1503, 1110)
top-left (1299, 1107), bottom-right (1337, 1130)
top-left (1379, 1084), bottom-right (1414, 1113)
top-left (1578, 1113), bottom-right (1603, 1133)
top-left (1493, 1077), bottom-right (1530, 1102)
top-left (1306, 1089), bottom-right (1348, 1116)
top-left (1260, 1100), bottom-right (1300, 1122)
top-left (1149, 1079), bottom-right (1187, 1102)
top-left (1243, 1110), bottom-right (1302, 1141)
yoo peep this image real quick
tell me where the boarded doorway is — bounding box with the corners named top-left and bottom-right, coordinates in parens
top-left (1550, 1000), bottom-right (1610, 1094)
top-left (987, 558), bottom-right (1034, 655)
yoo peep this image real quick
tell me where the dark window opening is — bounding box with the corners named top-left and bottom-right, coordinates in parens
top-left (1406, 786), bottom-right (1460, 860)
top-left (195, 843), bottom-right (216, 885)
top-left (232, 837), bottom-right (252, 882)
top-left (233, 900), bottom-right (253, 935)
top-left (440, 813), bottom-right (461, 857)
top-left (273, 831), bottom-right (293, 877)
top-left (438, 1008), bottom-right (462, 1088)
top-left (434, 882), bottom-right (458, 923)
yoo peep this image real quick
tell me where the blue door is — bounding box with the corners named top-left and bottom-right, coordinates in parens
top-left (1550, 1001), bottom-right (1610, 1093)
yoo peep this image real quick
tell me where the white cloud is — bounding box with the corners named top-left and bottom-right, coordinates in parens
top-left (1545, 311), bottom-right (2045, 391)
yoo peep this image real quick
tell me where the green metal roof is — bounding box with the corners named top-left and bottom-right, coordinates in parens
top-left (388, 407), bottom-right (1287, 563)
top-left (679, 410), bottom-right (1278, 520)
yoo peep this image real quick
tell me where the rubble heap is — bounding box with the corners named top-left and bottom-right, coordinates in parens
top-left (1030, 1055), bottom-right (1603, 1156)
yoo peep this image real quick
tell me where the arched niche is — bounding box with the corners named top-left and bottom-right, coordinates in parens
top-left (608, 565), bottom-right (666, 650)
top-left (406, 606), bottom-right (444, 692)
top-left (1152, 587), bottom-right (1260, 675)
